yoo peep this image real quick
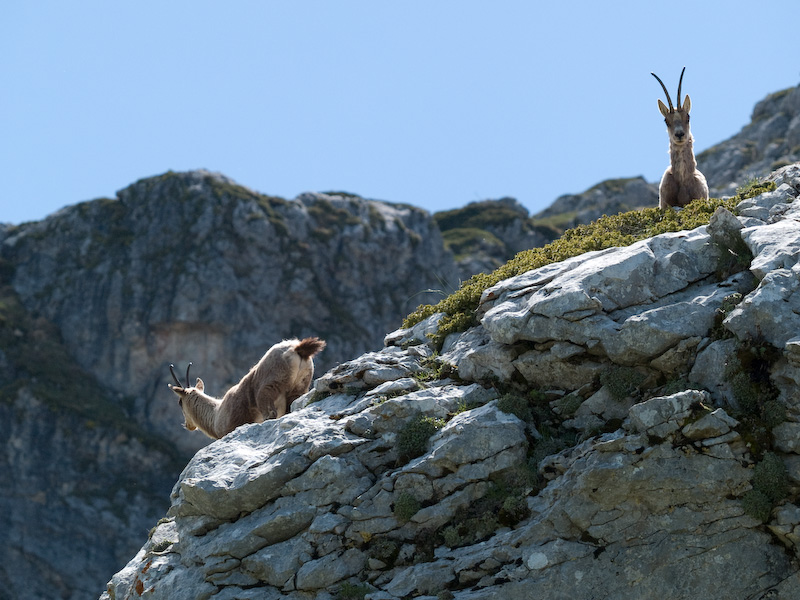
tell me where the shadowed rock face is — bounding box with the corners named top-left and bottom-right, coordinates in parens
top-left (102, 163), bottom-right (800, 600)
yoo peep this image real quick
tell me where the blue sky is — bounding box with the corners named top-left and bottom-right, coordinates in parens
top-left (2, 1), bottom-right (798, 225)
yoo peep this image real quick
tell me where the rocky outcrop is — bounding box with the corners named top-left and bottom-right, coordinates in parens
top-left (698, 84), bottom-right (800, 195)
top-left (534, 176), bottom-right (658, 230)
top-left (434, 198), bottom-right (559, 279)
top-left (102, 163), bottom-right (800, 599)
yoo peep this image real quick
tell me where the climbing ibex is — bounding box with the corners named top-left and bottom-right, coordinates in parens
top-left (651, 67), bottom-right (709, 209)
top-left (168, 337), bottom-right (326, 439)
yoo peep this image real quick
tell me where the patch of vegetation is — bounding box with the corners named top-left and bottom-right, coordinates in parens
top-left (497, 393), bottom-right (534, 422)
top-left (307, 197), bottom-right (363, 242)
top-left (434, 198), bottom-right (526, 232)
top-left (336, 582), bottom-right (373, 600)
top-left (770, 159), bottom-right (793, 171)
top-left (529, 434), bottom-right (574, 473)
top-left (495, 388), bottom-right (555, 424)
top-left (397, 415), bottom-right (445, 462)
top-left (441, 227), bottom-right (504, 260)
top-left (712, 293), bottom-right (743, 340)
top-left (600, 366), bottom-right (646, 401)
top-left (743, 452), bottom-right (789, 523)
top-left (552, 392), bottom-right (583, 417)
top-left (752, 452), bottom-right (789, 502)
top-left (439, 466), bottom-right (533, 549)
top-left (741, 489), bottom-right (774, 523)
top-left (725, 337), bottom-right (784, 462)
top-left (405, 192), bottom-right (768, 348)
top-left (728, 339), bottom-right (782, 417)
top-left (393, 492), bottom-right (421, 522)
top-left (366, 536), bottom-right (400, 566)
top-left (736, 178), bottom-right (776, 200)
top-left (723, 338), bottom-right (792, 523)
top-left (150, 540), bottom-right (173, 553)
top-left (321, 191), bottom-right (363, 199)
top-left (414, 355), bottom-right (453, 383)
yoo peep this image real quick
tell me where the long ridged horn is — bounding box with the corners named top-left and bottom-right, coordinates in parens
top-left (169, 364), bottom-right (183, 388)
top-left (185, 362), bottom-right (192, 388)
top-left (651, 71), bottom-right (674, 112)
top-left (676, 66), bottom-right (686, 108)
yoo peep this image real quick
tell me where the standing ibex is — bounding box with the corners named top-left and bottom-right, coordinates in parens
top-left (651, 67), bottom-right (709, 209)
top-left (168, 337), bottom-right (326, 439)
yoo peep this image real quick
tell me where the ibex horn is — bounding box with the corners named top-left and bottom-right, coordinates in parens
top-left (651, 71), bottom-right (674, 112)
top-left (185, 362), bottom-right (192, 388)
top-left (676, 66), bottom-right (686, 107)
top-left (169, 364), bottom-right (183, 388)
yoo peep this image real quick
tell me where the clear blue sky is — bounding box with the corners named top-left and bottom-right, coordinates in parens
top-left (2, 1), bottom-right (798, 225)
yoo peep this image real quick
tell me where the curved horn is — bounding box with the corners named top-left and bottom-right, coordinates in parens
top-left (169, 364), bottom-right (183, 388)
top-left (185, 362), bottom-right (192, 388)
top-left (676, 66), bottom-right (686, 108)
top-left (651, 71), bottom-right (674, 112)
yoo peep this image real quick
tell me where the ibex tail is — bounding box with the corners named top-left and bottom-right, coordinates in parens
top-left (295, 337), bottom-right (326, 360)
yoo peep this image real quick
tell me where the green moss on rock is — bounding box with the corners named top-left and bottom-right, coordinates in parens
top-left (397, 415), bottom-right (445, 462)
top-left (404, 192), bottom-right (766, 347)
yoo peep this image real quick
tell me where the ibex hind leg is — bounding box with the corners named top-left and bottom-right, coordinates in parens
top-left (256, 384), bottom-right (288, 420)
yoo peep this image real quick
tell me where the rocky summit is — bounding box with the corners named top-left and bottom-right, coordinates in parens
top-left (102, 163), bottom-right (800, 599)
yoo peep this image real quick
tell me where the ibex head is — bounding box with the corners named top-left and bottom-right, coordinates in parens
top-left (651, 67), bottom-right (692, 146)
top-left (168, 362), bottom-right (204, 432)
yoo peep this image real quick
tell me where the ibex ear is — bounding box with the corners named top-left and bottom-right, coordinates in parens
top-left (168, 384), bottom-right (186, 397)
top-left (657, 99), bottom-right (670, 118)
top-left (196, 378), bottom-right (204, 391)
top-left (682, 95), bottom-right (691, 113)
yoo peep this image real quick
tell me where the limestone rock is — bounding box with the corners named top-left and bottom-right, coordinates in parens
top-left (627, 390), bottom-right (707, 438)
top-left (724, 262), bottom-right (800, 348)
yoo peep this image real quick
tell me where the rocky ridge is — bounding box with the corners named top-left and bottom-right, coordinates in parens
top-left (698, 84), bottom-right (800, 194)
top-left (531, 83), bottom-right (800, 231)
top-left (103, 163), bottom-right (800, 599)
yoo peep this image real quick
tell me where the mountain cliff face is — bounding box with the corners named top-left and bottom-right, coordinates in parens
top-left (102, 163), bottom-right (800, 599)
top-left (698, 84), bottom-right (800, 194)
